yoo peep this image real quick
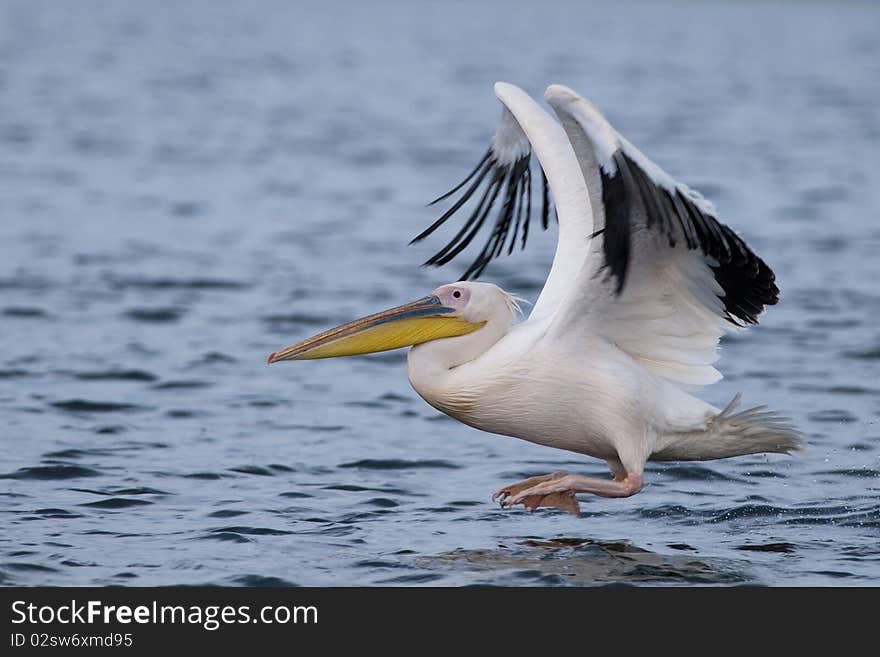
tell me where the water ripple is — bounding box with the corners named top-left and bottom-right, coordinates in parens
top-left (2, 465), bottom-right (102, 480)
top-left (338, 459), bottom-right (460, 470)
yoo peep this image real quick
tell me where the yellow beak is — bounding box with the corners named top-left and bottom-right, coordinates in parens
top-left (267, 295), bottom-right (485, 362)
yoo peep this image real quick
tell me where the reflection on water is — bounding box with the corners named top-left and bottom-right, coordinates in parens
top-left (420, 538), bottom-right (748, 585)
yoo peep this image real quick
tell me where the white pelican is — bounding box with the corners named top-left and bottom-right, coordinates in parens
top-left (268, 82), bottom-right (800, 516)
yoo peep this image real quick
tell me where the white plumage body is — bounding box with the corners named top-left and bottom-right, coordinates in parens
top-left (409, 306), bottom-right (717, 476)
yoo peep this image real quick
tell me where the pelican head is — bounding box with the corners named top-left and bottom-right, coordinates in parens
top-left (267, 282), bottom-right (518, 363)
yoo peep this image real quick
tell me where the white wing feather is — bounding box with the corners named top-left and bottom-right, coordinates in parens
top-left (416, 83), bottom-right (775, 390)
top-left (544, 84), bottom-right (733, 387)
top-left (491, 83), bottom-right (594, 322)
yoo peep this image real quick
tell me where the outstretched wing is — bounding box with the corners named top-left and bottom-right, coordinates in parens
top-left (413, 82), bottom-right (778, 389)
top-left (412, 82), bottom-right (594, 323)
top-left (544, 84), bottom-right (778, 387)
top-left (410, 107), bottom-right (550, 280)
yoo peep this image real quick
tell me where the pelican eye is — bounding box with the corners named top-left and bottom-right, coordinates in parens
top-left (452, 290), bottom-right (462, 299)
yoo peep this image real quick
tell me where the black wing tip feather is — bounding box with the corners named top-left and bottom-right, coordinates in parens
top-left (600, 150), bottom-right (779, 326)
top-left (412, 149), bottom-right (554, 280)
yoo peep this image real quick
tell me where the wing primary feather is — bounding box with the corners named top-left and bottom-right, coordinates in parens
top-left (541, 168), bottom-right (551, 229)
top-left (627, 154), bottom-right (675, 246)
top-left (508, 164), bottom-right (527, 255)
top-left (426, 149), bottom-right (492, 207)
top-left (677, 189), bottom-right (711, 255)
top-left (425, 168), bottom-right (504, 266)
top-left (465, 172), bottom-right (517, 278)
top-left (493, 157), bottom-right (527, 258)
top-left (521, 165), bottom-right (532, 249)
top-left (410, 155), bottom-right (495, 245)
top-left (601, 150), bottom-right (778, 325)
top-left (460, 164), bottom-right (524, 278)
top-left (414, 87), bottom-right (567, 278)
top-left (431, 169), bottom-right (506, 268)
top-left (668, 189), bottom-right (698, 249)
top-left (599, 151), bottom-right (633, 294)
top-left (682, 190), bottom-right (730, 261)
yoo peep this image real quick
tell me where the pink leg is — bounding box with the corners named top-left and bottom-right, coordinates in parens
top-left (513, 472), bottom-right (643, 499)
top-left (493, 472), bottom-right (580, 515)
top-left (494, 471), bottom-right (643, 516)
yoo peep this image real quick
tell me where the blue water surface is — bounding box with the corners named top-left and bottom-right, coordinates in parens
top-left (1, 0), bottom-right (878, 586)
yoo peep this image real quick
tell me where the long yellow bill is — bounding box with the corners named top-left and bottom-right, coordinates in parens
top-left (267, 295), bottom-right (484, 362)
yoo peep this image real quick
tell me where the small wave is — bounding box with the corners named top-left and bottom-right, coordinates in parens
top-left (508, 569), bottom-right (570, 585)
top-left (362, 497), bottom-right (399, 508)
top-left (0, 274), bottom-right (52, 291)
top-left (354, 560), bottom-right (406, 569)
top-left (111, 572), bottom-right (138, 580)
top-left (229, 465), bottom-right (275, 476)
top-left (0, 369), bottom-right (29, 378)
top-left (60, 559), bottom-right (100, 568)
top-left (338, 459), bottom-right (459, 470)
top-left (152, 380), bottom-right (213, 390)
top-left (190, 351), bottom-right (239, 365)
top-left (620, 563), bottom-right (742, 584)
top-left (209, 526), bottom-right (292, 536)
top-left (843, 348), bottom-right (880, 360)
top-left (263, 312), bottom-right (333, 327)
top-left (51, 399), bottom-right (148, 413)
top-left (124, 307), bottom-right (184, 322)
top-left (743, 470), bottom-right (786, 479)
top-left (229, 575), bottom-right (297, 587)
top-left (815, 468), bottom-right (880, 478)
top-left (637, 504), bottom-right (693, 519)
top-left (274, 423), bottom-right (345, 433)
top-left (712, 504), bottom-right (788, 521)
top-left (165, 409), bottom-right (207, 419)
top-left (43, 448), bottom-right (117, 459)
top-left (424, 414), bottom-right (454, 422)
top-left (792, 384), bottom-right (878, 396)
top-left (377, 573), bottom-right (445, 584)
top-left (169, 200), bottom-right (204, 217)
top-left (79, 498), bottom-right (153, 509)
top-left (33, 508), bottom-right (83, 518)
top-left (108, 276), bottom-right (247, 290)
top-left (655, 465), bottom-right (741, 482)
top-left (344, 400), bottom-right (388, 409)
top-left (847, 442), bottom-right (873, 452)
top-left (247, 399), bottom-right (282, 408)
top-left (113, 487), bottom-right (169, 496)
top-left (2, 306), bottom-right (49, 318)
top-left (808, 409), bottom-right (858, 423)
top-left (808, 570), bottom-right (856, 579)
top-left (1, 465), bottom-right (102, 480)
top-left (322, 484), bottom-right (407, 493)
top-left (735, 542), bottom-right (796, 553)
top-left (2, 562), bottom-right (59, 573)
top-left (198, 532), bottom-right (253, 543)
top-left (207, 510), bottom-right (249, 518)
top-left (94, 425), bottom-right (126, 434)
top-left (337, 511), bottom-right (388, 522)
top-left (379, 393), bottom-right (410, 402)
top-left (667, 543), bottom-right (697, 551)
top-left (73, 369), bottom-right (157, 382)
